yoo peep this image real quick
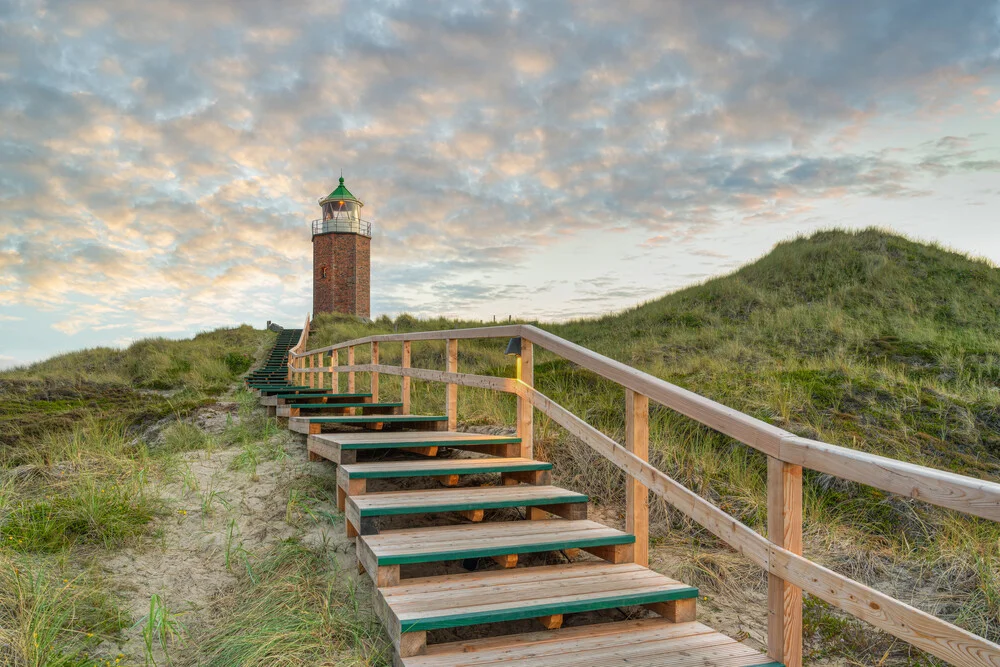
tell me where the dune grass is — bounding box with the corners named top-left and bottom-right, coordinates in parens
top-left (195, 540), bottom-right (389, 666)
top-left (0, 326), bottom-right (274, 449)
top-left (307, 228), bottom-right (1000, 663)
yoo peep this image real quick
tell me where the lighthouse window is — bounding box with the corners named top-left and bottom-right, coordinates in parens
top-left (321, 266), bottom-right (329, 279)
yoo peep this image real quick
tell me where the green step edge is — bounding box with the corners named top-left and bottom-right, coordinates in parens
top-left (338, 436), bottom-right (521, 451)
top-left (290, 402), bottom-right (402, 409)
top-left (347, 459), bottom-right (549, 478)
top-left (377, 533), bottom-right (633, 566)
top-left (307, 415), bottom-right (448, 423)
top-left (398, 586), bottom-right (698, 633)
top-left (274, 392), bottom-right (372, 399)
top-left (358, 492), bottom-right (588, 517)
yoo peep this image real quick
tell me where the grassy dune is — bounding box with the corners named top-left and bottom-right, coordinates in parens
top-left (309, 228), bottom-right (1000, 663)
top-left (3, 227), bottom-right (999, 665)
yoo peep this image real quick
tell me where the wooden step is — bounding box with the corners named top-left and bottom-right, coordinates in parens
top-left (251, 385), bottom-right (311, 394)
top-left (399, 618), bottom-right (777, 666)
top-left (345, 485), bottom-right (588, 537)
top-left (308, 432), bottom-right (523, 465)
top-left (279, 402), bottom-right (402, 418)
top-left (375, 562), bottom-right (698, 660)
top-left (358, 519), bottom-right (634, 586)
top-left (261, 392), bottom-right (373, 407)
top-left (272, 392), bottom-right (373, 405)
top-left (290, 414), bottom-right (448, 435)
top-left (337, 457), bottom-right (552, 510)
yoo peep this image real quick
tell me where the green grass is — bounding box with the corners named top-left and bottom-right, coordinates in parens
top-left (307, 228), bottom-right (1000, 663)
top-left (194, 540), bottom-right (390, 666)
top-left (0, 326), bottom-right (274, 450)
top-left (0, 555), bottom-right (130, 666)
top-left (0, 326), bottom-right (277, 664)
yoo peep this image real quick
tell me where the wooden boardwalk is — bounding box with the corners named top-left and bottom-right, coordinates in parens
top-left (257, 381), bottom-right (777, 665)
top-left (248, 320), bottom-right (1000, 667)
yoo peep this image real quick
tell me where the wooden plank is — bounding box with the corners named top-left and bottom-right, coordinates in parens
top-left (404, 619), bottom-right (770, 667)
top-left (303, 415), bottom-right (447, 424)
top-left (382, 563), bottom-right (698, 632)
top-left (339, 457), bottom-right (550, 479)
top-left (520, 326), bottom-right (788, 457)
top-left (770, 545), bottom-right (1000, 667)
top-left (371, 341), bottom-right (379, 403)
top-left (296, 324), bottom-right (523, 354)
top-left (626, 389), bottom-right (650, 568)
top-left (327, 364), bottom-right (519, 394)
top-left (446, 339), bottom-right (458, 431)
top-left (522, 385), bottom-right (772, 569)
top-left (780, 435), bottom-right (1000, 522)
top-left (288, 402), bottom-right (402, 410)
top-left (361, 520), bottom-right (634, 566)
top-left (306, 437), bottom-right (355, 465)
top-left (330, 349), bottom-right (338, 393)
top-left (307, 431), bottom-right (521, 450)
top-left (767, 457), bottom-right (802, 667)
top-left (347, 345), bottom-right (355, 393)
top-left (517, 339), bottom-right (533, 459)
top-left (349, 485), bottom-right (588, 517)
top-left (401, 340), bottom-right (411, 414)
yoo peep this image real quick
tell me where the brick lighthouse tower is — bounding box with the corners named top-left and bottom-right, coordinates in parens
top-left (311, 176), bottom-right (371, 318)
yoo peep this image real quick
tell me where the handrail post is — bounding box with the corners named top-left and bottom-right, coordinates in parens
top-left (517, 339), bottom-right (534, 459)
top-left (347, 346), bottom-right (355, 393)
top-left (317, 352), bottom-right (324, 389)
top-left (308, 354), bottom-right (316, 389)
top-left (446, 339), bottom-right (458, 430)
top-left (331, 349), bottom-right (338, 393)
top-left (768, 457), bottom-right (803, 667)
top-left (371, 342), bottom-right (379, 403)
top-left (401, 341), bottom-right (411, 414)
top-left (625, 389), bottom-right (649, 567)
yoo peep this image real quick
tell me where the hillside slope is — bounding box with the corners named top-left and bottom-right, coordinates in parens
top-left (309, 228), bottom-right (1000, 664)
top-left (0, 326), bottom-right (272, 453)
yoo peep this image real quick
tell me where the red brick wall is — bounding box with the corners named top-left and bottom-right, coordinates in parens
top-left (312, 232), bottom-right (370, 318)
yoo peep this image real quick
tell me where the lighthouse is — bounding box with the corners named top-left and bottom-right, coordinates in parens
top-left (311, 176), bottom-right (371, 318)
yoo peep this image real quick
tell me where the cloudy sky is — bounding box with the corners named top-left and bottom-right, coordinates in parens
top-left (2, 1), bottom-right (1000, 367)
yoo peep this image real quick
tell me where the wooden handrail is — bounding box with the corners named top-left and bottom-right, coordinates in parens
top-left (291, 323), bottom-right (1000, 519)
top-left (292, 322), bottom-right (1000, 666)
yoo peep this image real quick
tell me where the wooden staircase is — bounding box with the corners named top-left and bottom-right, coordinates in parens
top-left (257, 373), bottom-right (778, 666)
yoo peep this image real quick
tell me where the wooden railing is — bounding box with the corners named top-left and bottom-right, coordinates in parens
top-left (289, 323), bottom-right (1000, 667)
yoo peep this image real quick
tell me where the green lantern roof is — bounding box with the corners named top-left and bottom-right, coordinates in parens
top-left (320, 176), bottom-right (363, 205)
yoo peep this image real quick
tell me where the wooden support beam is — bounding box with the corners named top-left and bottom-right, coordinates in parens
top-left (330, 349), bottom-right (339, 393)
top-left (582, 542), bottom-right (634, 564)
top-left (398, 631), bottom-right (427, 658)
top-left (768, 456), bottom-right (803, 667)
top-left (376, 565), bottom-right (400, 588)
top-left (517, 339), bottom-right (534, 459)
top-left (491, 554), bottom-right (518, 568)
top-left (536, 614), bottom-right (563, 630)
top-left (626, 389), bottom-right (650, 567)
top-left (528, 502), bottom-right (587, 520)
top-left (458, 508), bottom-right (484, 522)
top-left (401, 340), bottom-right (411, 414)
top-left (308, 354), bottom-right (315, 388)
top-left (646, 598), bottom-right (696, 623)
top-left (501, 469), bottom-right (551, 486)
top-left (435, 474), bottom-right (460, 487)
top-left (371, 341), bottom-right (379, 403)
top-left (317, 352), bottom-right (324, 389)
top-left (347, 346), bottom-right (355, 393)
top-left (446, 338), bottom-right (458, 431)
